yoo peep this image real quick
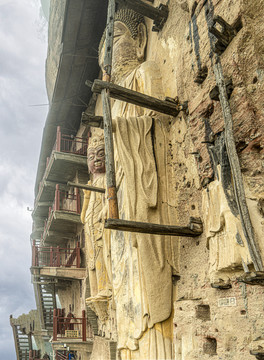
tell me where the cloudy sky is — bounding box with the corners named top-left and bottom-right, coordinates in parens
top-left (0, 0), bottom-right (49, 357)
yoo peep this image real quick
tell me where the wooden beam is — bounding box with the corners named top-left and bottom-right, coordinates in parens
top-left (104, 217), bottom-right (203, 236)
top-left (67, 181), bottom-right (105, 193)
top-left (81, 112), bottom-right (104, 129)
top-left (89, 79), bottom-right (182, 117)
top-left (102, 89), bottom-right (119, 219)
top-left (116, 0), bottom-right (168, 31)
top-left (209, 16), bottom-right (237, 55)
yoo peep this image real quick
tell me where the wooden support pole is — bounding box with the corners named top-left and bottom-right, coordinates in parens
top-left (56, 126), bottom-right (61, 152)
top-left (213, 58), bottom-right (263, 271)
top-left (67, 181), bottom-right (105, 194)
top-left (89, 79), bottom-right (182, 117)
top-left (55, 184), bottom-right (60, 211)
top-left (82, 310), bottom-right (86, 341)
top-left (116, 0), bottom-right (168, 31)
top-left (50, 247), bottom-right (53, 267)
top-left (102, 0), bottom-right (119, 219)
top-left (104, 217), bottom-right (203, 237)
top-left (102, 89), bottom-right (119, 219)
top-left (103, 0), bottom-right (115, 80)
top-left (76, 188), bottom-right (80, 214)
top-left (76, 241), bottom-right (80, 268)
top-left (53, 309), bottom-right (57, 341)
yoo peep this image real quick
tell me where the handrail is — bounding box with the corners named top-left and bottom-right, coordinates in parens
top-left (32, 241), bottom-right (81, 268)
top-left (53, 309), bottom-right (92, 342)
top-left (54, 185), bottom-right (81, 214)
top-left (53, 126), bottom-right (88, 156)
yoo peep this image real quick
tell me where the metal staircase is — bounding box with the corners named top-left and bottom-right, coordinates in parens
top-left (11, 323), bottom-right (30, 360)
top-left (33, 276), bottom-right (56, 330)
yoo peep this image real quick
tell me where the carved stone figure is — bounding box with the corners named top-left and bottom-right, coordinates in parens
top-left (99, 8), bottom-right (176, 359)
top-left (81, 135), bottom-right (111, 301)
top-left (202, 135), bottom-right (252, 285)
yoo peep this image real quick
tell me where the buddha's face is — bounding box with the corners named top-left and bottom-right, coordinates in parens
top-left (100, 21), bottom-right (146, 83)
top-left (87, 145), bottom-right (106, 175)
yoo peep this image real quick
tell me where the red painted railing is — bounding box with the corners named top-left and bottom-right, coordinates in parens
top-left (53, 126), bottom-right (88, 156)
top-left (53, 310), bottom-right (92, 342)
top-left (42, 185), bottom-right (81, 240)
top-left (56, 351), bottom-right (67, 360)
top-left (32, 241), bottom-right (81, 268)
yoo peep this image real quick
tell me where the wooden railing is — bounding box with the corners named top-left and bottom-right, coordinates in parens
top-left (29, 350), bottom-right (43, 360)
top-left (53, 126), bottom-right (88, 156)
top-left (55, 351), bottom-right (67, 360)
top-left (53, 309), bottom-right (92, 342)
top-left (42, 185), bottom-right (81, 239)
top-left (54, 185), bottom-right (81, 214)
top-left (32, 241), bottom-right (81, 268)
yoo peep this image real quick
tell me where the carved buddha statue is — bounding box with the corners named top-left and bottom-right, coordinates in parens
top-left (81, 135), bottom-right (111, 301)
top-left (99, 8), bottom-right (177, 359)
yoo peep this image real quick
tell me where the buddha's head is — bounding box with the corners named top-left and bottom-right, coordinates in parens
top-left (99, 8), bottom-right (147, 84)
top-left (87, 135), bottom-right (105, 178)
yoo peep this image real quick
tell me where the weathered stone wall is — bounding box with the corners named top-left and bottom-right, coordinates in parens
top-left (141, 0), bottom-right (264, 359)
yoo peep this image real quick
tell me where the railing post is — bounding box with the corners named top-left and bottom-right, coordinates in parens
top-left (76, 188), bottom-right (80, 214)
top-left (55, 184), bottom-right (60, 211)
top-left (50, 247), bottom-right (53, 267)
top-left (56, 246), bottom-right (60, 267)
top-left (82, 310), bottom-right (86, 341)
top-left (76, 242), bottom-right (80, 268)
top-left (29, 350), bottom-right (32, 360)
top-left (56, 126), bottom-right (61, 152)
top-left (53, 308), bottom-right (57, 341)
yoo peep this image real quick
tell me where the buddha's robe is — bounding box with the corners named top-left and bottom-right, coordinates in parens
top-left (81, 175), bottom-right (111, 298)
top-left (202, 166), bottom-right (252, 282)
top-left (111, 61), bottom-right (176, 359)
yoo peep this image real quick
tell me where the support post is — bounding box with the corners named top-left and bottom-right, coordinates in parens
top-left (102, 0), bottom-right (119, 219)
top-left (76, 188), bottom-right (80, 214)
top-left (53, 309), bottom-right (57, 341)
top-left (50, 247), bottom-right (53, 267)
top-left (56, 126), bottom-right (61, 152)
top-left (82, 310), bottom-right (86, 341)
top-left (76, 242), bottom-right (80, 268)
top-left (56, 246), bottom-right (60, 267)
top-left (55, 184), bottom-right (60, 211)
top-left (102, 90), bottom-right (119, 219)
